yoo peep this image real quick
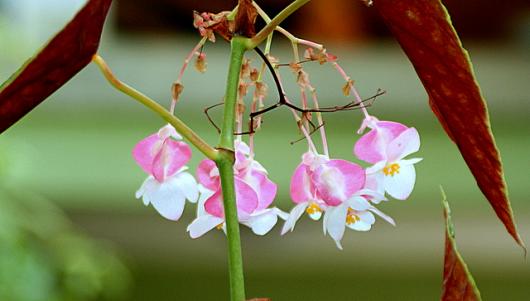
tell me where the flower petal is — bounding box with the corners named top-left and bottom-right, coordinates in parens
top-left (313, 160), bottom-right (365, 206)
top-left (234, 178), bottom-right (259, 216)
top-left (244, 209), bottom-right (279, 235)
top-left (324, 204), bottom-right (349, 250)
top-left (196, 159), bottom-right (219, 190)
top-left (203, 178), bottom-right (259, 219)
top-left (290, 163), bottom-right (314, 204)
top-left (245, 170), bottom-right (277, 210)
top-left (132, 134), bottom-right (161, 175)
top-left (281, 202), bottom-right (309, 235)
top-left (204, 189), bottom-right (224, 218)
top-left (147, 180), bottom-right (187, 221)
top-left (187, 214), bottom-right (224, 238)
top-left (384, 162), bottom-right (417, 200)
top-left (346, 211), bottom-right (374, 231)
top-left (369, 206), bottom-right (396, 226)
top-left (347, 196), bottom-right (371, 211)
top-left (354, 121), bottom-right (407, 164)
top-left (386, 127), bottom-right (420, 162)
top-left (172, 171), bottom-right (199, 203)
top-left (135, 176), bottom-right (157, 205)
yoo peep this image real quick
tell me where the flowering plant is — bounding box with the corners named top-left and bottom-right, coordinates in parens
top-left (0, 0), bottom-right (523, 300)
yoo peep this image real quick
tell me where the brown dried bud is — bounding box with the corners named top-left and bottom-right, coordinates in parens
top-left (240, 59), bottom-right (251, 78)
top-left (289, 62), bottom-right (302, 74)
top-left (342, 79), bottom-right (355, 96)
top-left (195, 53), bottom-right (207, 73)
top-left (239, 82), bottom-right (249, 98)
top-left (297, 70), bottom-right (310, 88)
top-left (250, 68), bottom-right (259, 82)
top-left (254, 81), bottom-right (268, 98)
top-left (171, 82), bottom-right (184, 101)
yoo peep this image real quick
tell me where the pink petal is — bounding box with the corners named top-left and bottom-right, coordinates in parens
top-left (245, 170), bottom-right (277, 210)
top-left (354, 121), bottom-right (408, 164)
top-left (204, 189), bottom-right (224, 218)
top-left (289, 163), bottom-right (314, 204)
top-left (152, 140), bottom-right (192, 182)
top-left (235, 178), bottom-right (259, 216)
top-left (203, 178), bottom-right (259, 218)
top-left (313, 160), bottom-right (365, 206)
top-left (196, 159), bottom-right (219, 190)
top-left (386, 127), bottom-right (420, 162)
top-left (132, 134), bottom-right (161, 175)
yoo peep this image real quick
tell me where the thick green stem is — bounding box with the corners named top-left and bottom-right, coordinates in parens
top-left (217, 37), bottom-right (247, 301)
top-left (92, 55), bottom-right (219, 160)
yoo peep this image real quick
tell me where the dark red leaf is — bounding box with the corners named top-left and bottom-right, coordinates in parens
top-left (0, 0), bottom-right (112, 133)
top-left (373, 0), bottom-right (524, 247)
top-left (442, 194), bottom-right (482, 301)
top-left (235, 0), bottom-right (257, 37)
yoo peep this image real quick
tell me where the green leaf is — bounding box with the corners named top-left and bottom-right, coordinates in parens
top-left (0, 0), bottom-right (113, 133)
top-left (442, 191), bottom-right (482, 301)
top-left (373, 0), bottom-right (524, 247)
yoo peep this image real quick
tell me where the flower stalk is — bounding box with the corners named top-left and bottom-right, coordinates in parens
top-left (216, 36), bottom-right (248, 301)
top-left (91, 54), bottom-right (219, 160)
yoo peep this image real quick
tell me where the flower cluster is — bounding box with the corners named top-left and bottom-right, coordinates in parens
top-left (130, 26), bottom-right (421, 249)
top-left (281, 116), bottom-right (421, 249)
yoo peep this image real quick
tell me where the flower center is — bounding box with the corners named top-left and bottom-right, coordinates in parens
top-left (306, 202), bottom-right (322, 215)
top-left (216, 222), bottom-right (224, 230)
top-left (346, 208), bottom-right (361, 225)
top-left (383, 163), bottom-right (400, 176)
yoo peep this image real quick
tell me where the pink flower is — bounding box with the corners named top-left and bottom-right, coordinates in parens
top-left (133, 124), bottom-right (198, 221)
top-left (187, 141), bottom-right (286, 238)
top-left (282, 151), bottom-right (394, 248)
top-left (354, 116), bottom-right (422, 200)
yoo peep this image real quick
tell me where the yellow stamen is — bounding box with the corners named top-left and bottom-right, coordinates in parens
top-left (346, 208), bottom-right (361, 225)
top-left (383, 163), bottom-right (400, 176)
top-left (216, 222), bottom-right (224, 230)
top-left (306, 202), bottom-right (322, 215)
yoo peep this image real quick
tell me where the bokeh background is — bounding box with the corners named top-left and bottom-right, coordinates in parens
top-left (1, 0), bottom-right (529, 300)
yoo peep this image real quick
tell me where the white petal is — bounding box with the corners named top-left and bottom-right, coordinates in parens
top-left (346, 220), bottom-right (372, 231)
top-left (347, 211), bottom-right (374, 231)
top-left (347, 196), bottom-right (371, 211)
top-left (369, 206), bottom-right (395, 226)
top-left (357, 188), bottom-right (387, 204)
top-left (147, 180), bottom-right (187, 221)
top-left (135, 176), bottom-right (157, 205)
top-left (172, 171), bottom-right (199, 203)
top-left (324, 205), bottom-right (349, 250)
top-left (273, 208), bottom-right (289, 220)
top-left (366, 160), bottom-right (387, 174)
top-left (400, 158), bottom-right (423, 165)
top-left (384, 163), bottom-right (416, 200)
top-left (281, 203), bottom-right (308, 235)
top-left (245, 210), bottom-right (279, 235)
top-left (197, 185), bottom-right (215, 217)
top-left (187, 215), bottom-right (224, 238)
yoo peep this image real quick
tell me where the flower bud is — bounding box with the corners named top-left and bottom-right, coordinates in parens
top-left (195, 53), bottom-right (207, 73)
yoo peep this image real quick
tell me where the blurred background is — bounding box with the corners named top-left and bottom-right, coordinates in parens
top-left (1, 0), bottom-right (529, 300)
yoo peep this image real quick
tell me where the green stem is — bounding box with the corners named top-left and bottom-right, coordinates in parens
top-left (249, 0), bottom-right (311, 48)
top-left (92, 54), bottom-right (219, 160)
top-left (216, 37), bottom-right (247, 301)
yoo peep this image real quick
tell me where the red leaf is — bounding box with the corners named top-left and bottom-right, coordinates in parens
top-left (235, 0), bottom-right (258, 37)
top-left (373, 0), bottom-right (524, 247)
top-left (0, 0), bottom-right (112, 133)
top-left (442, 193), bottom-right (482, 301)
